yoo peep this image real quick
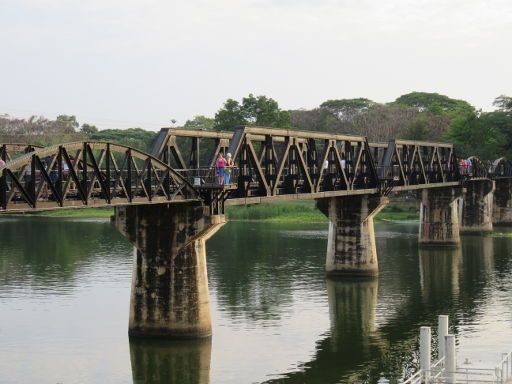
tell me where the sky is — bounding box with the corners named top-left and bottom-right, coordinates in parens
top-left (0, 0), bottom-right (511, 130)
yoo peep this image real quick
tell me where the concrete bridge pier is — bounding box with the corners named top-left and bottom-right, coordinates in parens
top-left (460, 180), bottom-right (494, 234)
top-left (317, 194), bottom-right (388, 276)
top-left (419, 187), bottom-right (462, 247)
top-left (493, 179), bottom-right (512, 226)
top-left (113, 203), bottom-right (226, 339)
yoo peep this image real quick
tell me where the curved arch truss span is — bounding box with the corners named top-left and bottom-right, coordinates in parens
top-left (0, 142), bottom-right (198, 211)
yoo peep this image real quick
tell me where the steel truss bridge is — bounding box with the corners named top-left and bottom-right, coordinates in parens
top-left (0, 126), bottom-right (511, 213)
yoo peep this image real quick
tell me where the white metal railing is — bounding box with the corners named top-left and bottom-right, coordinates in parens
top-left (495, 351), bottom-right (512, 383)
top-left (400, 315), bottom-right (512, 384)
top-left (402, 370), bottom-right (423, 384)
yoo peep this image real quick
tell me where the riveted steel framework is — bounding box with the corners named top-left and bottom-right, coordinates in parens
top-left (0, 142), bottom-right (197, 211)
top-left (466, 156), bottom-right (490, 179)
top-left (370, 139), bottom-right (459, 195)
top-left (1, 127), bottom-right (511, 213)
top-left (491, 157), bottom-right (512, 178)
top-left (0, 143), bottom-right (42, 162)
top-left (153, 127), bottom-right (382, 203)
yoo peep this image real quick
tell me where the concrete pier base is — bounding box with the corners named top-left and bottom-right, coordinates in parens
top-left (419, 187), bottom-right (462, 247)
top-left (460, 180), bottom-right (494, 234)
top-left (114, 203), bottom-right (226, 339)
top-left (317, 194), bottom-right (388, 276)
top-left (493, 179), bottom-right (512, 226)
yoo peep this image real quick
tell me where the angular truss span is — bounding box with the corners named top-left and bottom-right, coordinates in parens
top-left (154, 127), bottom-right (467, 203)
top-left (370, 139), bottom-right (459, 193)
top-left (155, 127), bottom-right (381, 202)
top-left (0, 142), bottom-right (198, 211)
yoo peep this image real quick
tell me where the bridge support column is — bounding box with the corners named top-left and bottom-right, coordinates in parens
top-left (493, 179), bottom-right (512, 226)
top-left (317, 194), bottom-right (388, 276)
top-left (460, 180), bottom-right (494, 234)
top-left (419, 187), bottom-right (462, 247)
top-left (113, 203), bottom-right (226, 339)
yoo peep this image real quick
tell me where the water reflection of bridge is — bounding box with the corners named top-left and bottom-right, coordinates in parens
top-left (127, 224), bottom-right (503, 384)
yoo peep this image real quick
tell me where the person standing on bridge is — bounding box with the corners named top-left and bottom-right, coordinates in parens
top-left (216, 153), bottom-right (226, 185)
top-left (224, 153), bottom-right (234, 184)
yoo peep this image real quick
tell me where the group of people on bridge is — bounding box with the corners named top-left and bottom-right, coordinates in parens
top-left (215, 152), bottom-right (234, 185)
top-left (459, 158), bottom-right (474, 176)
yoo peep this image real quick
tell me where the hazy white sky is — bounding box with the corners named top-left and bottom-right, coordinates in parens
top-left (0, 0), bottom-right (511, 130)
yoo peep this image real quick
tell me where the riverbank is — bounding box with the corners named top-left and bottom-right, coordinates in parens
top-left (227, 200), bottom-right (419, 222)
top-left (28, 201), bottom-right (419, 222)
top-left (34, 208), bottom-right (114, 218)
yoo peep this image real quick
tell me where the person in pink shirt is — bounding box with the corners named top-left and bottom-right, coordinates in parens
top-left (216, 153), bottom-right (226, 185)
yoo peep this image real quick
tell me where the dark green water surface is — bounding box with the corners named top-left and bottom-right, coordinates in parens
top-left (1, 217), bottom-right (511, 383)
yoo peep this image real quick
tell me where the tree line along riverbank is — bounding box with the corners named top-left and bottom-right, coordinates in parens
top-left (19, 201), bottom-right (419, 223)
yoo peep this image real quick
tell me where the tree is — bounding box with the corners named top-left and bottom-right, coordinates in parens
top-left (184, 115), bottom-right (215, 130)
top-left (240, 94), bottom-right (291, 128)
top-left (320, 98), bottom-right (375, 121)
top-left (479, 111), bottom-right (512, 156)
top-left (213, 94), bottom-right (291, 131)
top-left (89, 128), bottom-right (157, 152)
top-left (213, 99), bottom-right (245, 131)
top-left (291, 108), bottom-right (344, 133)
top-left (493, 95), bottom-right (512, 114)
top-left (80, 123), bottom-right (98, 134)
top-left (394, 92), bottom-right (474, 115)
top-left (444, 111), bottom-right (505, 159)
top-left (56, 115), bottom-right (79, 132)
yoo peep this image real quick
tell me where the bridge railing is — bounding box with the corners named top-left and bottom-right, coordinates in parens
top-left (174, 166), bottom-right (240, 187)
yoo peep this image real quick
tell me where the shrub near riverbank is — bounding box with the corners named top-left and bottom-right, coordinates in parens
top-left (226, 201), bottom-right (419, 223)
top-left (31, 201), bottom-right (419, 222)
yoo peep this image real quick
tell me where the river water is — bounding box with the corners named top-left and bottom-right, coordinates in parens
top-left (0, 217), bottom-right (511, 383)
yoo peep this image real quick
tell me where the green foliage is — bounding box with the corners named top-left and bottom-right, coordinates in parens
top-left (291, 108), bottom-right (344, 133)
top-left (320, 98), bottom-right (375, 120)
top-left (226, 201), bottom-right (326, 222)
top-left (478, 111), bottom-right (512, 155)
top-left (36, 208), bottom-right (113, 218)
top-left (56, 115), bottom-right (79, 131)
top-left (444, 111), bottom-right (506, 159)
top-left (394, 92), bottom-right (474, 115)
top-left (89, 128), bottom-right (157, 152)
top-left (213, 94), bottom-right (291, 131)
top-left (80, 123), bottom-right (98, 134)
top-left (493, 95), bottom-right (512, 114)
top-left (183, 115), bottom-right (214, 130)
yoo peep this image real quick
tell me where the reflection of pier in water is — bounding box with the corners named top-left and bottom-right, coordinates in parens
top-left (130, 339), bottom-right (211, 384)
